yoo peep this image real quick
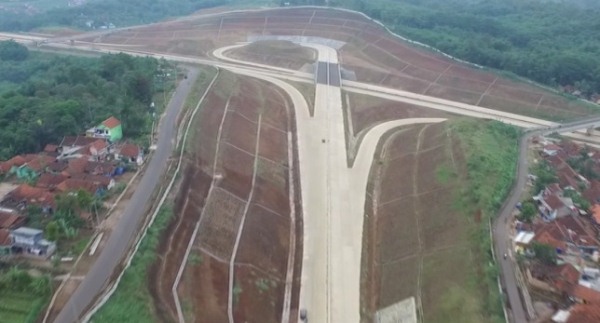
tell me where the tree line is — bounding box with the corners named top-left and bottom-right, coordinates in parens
top-left (332, 0), bottom-right (600, 98)
top-left (0, 40), bottom-right (170, 160)
top-left (0, 0), bottom-right (228, 31)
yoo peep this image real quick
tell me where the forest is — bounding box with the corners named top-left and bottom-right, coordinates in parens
top-left (332, 0), bottom-right (600, 97)
top-left (0, 40), bottom-right (171, 160)
top-left (0, 0), bottom-right (227, 31)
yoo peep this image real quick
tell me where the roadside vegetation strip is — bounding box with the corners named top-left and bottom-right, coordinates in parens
top-left (451, 119), bottom-right (520, 321)
top-left (85, 67), bottom-right (219, 322)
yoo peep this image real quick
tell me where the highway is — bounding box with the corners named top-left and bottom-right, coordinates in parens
top-left (51, 67), bottom-right (200, 323)
top-left (3, 29), bottom-right (600, 322)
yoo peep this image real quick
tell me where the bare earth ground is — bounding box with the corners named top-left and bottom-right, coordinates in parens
top-left (361, 122), bottom-right (487, 322)
top-left (148, 71), bottom-right (300, 323)
top-left (226, 40), bottom-right (316, 70)
top-left (76, 7), bottom-right (596, 121)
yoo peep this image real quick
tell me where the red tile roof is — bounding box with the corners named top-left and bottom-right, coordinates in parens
top-left (0, 211), bottom-right (25, 229)
top-left (547, 183), bottom-right (563, 195)
top-left (36, 173), bottom-right (68, 189)
top-left (592, 204), bottom-right (600, 225)
top-left (545, 194), bottom-right (566, 210)
top-left (534, 226), bottom-right (568, 251)
top-left (89, 140), bottom-right (107, 153)
top-left (67, 157), bottom-right (89, 175)
top-left (84, 162), bottom-right (115, 176)
top-left (0, 229), bottom-right (11, 246)
top-left (583, 180), bottom-right (600, 205)
top-left (60, 136), bottom-right (101, 147)
top-left (44, 144), bottom-right (59, 153)
top-left (101, 116), bottom-right (121, 129)
top-left (5, 184), bottom-right (55, 207)
top-left (567, 303), bottom-right (600, 323)
top-left (549, 264), bottom-right (580, 293)
top-left (120, 143), bottom-right (140, 158)
top-left (25, 155), bottom-right (57, 172)
top-left (0, 155), bottom-right (27, 173)
top-left (555, 216), bottom-right (599, 248)
top-left (70, 174), bottom-right (112, 187)
top-left (570, 284), bottom-right (600, 304)
top-left (56, 179), bottom-right (101, 194)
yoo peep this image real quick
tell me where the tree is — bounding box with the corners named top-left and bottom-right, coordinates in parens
top-left (45, 221), bottom-right (60, 242)
top-left (0, 40), bottom-right (29, 61)
top-left (518, 201), bottom-right (537, 223)
top-left (532, 242), bottom-right (557, 265)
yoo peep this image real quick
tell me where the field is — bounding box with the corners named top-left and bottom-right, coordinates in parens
top-left (147, 70), bottom-right (300, 323)
top-left (76, 7), bottom-right (597, 121)
top-left (0, 290), bottom-right (47, 323)
top-left (226, 40), bottom-right (316, 70)
top-left (361, 119), bottom-right (514, 322)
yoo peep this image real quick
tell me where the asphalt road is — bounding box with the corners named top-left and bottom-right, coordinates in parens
top-left (53, 67), bottom-right (200, 323)
top-left (493, 117), bottom-right (600, 323)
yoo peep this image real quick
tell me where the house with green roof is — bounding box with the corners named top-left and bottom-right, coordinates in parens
top-left (86, 116), bottom-right (123, 142)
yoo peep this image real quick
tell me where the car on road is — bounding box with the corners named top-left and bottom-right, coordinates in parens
top-left (300, 308), bottom-right (307, 321)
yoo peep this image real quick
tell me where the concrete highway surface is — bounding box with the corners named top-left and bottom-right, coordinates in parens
top-left (4, 29), bottom-right (600, 323)
top-left (52, 68), bottom-right (200, 323)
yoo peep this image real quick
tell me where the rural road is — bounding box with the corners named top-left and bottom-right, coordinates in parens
top-left (494, 116), bottom-right (600, 323)
top-left (52, 67), bottom-right (200, 323)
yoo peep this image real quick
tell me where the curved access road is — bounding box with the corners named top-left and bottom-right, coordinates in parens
top-left (52, 67), bottom-right (201, 323)
top-left (219, 43), bottom-right (448, 322)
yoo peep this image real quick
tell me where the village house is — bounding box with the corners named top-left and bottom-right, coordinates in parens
top-left (533, 215), bottom-right (600, 256)
top-left (10, 227), bottom-right (55, 257)
top-left (544, 144), bottom-right (563, 157)
top-left (56, 179), bottom-right (103, 196)
top-left (0, 184), bottom-right (55, 213)
top-left (553, 303), bottom-right (600, 323)
top-left (86, 116), bottom-right (123, 142)
top-left (15, 154), bottom-right (57, 180)
top-left (0, 208), bottom-right (25, 230)
top-left (534, 185), bottom-right (576, 220)
top-left (35, 173), bottom-right (69, 190)
top-left (117, 143), bottom-right (144, 165)
top-left (0, 155), bottom-right (29, 176)
top-left (0, 229), bottom-right (11, 257)
top-left (546, 155), bottom-right (587, 190)
top-left (84, 161), bottom-right (117, 177)
top-left (42, 144), bottom-right (61, 157)
top-left (583, 180), bottom-right (600, 205)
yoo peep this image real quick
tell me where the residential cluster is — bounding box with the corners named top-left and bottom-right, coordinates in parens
top-left (0, 117), bottom-right (143, 259)
top-left (513, 136), bottom-right (600, 322)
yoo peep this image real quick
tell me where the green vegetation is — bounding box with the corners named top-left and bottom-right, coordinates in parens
top-left (435, 164), bottom-right (456, 185)
top-left (532, 242), bottom-right (557, 265)
top-left (518, 201), bottom-right (537, 223)
top-left (0, 41), bottom-right (175, 160)
top-left (451, 119), bottom-right (520, 322)
top-left (532, 160), bottom-right (558, 194)
top-left (331, 0), bottom-right (600, 97)
top-left (0, 0), bottom-right (228, 31)
top-left (0, 267), bottom-right (52, 323)
top-left (92, 205), bottom-right (173, 323)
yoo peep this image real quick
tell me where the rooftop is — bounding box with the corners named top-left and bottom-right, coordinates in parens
top-left (120, 143), bottom-right (140, 158)
top-left (11, 227), bottom-right (42, 237)
top-left (101, 116), bottom-right (121, 129)
top-left (0, 229), bottom-right (11, 246)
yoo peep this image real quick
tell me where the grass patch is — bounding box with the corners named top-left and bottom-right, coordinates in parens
top-left (91, 205), bottom-right (174, 323)
top-left (449, 118), bottom-right (520, 322)
top-left (0, 272), bottom-right (51, 323)
top-left (435, 164), bottom-right (456, 185)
